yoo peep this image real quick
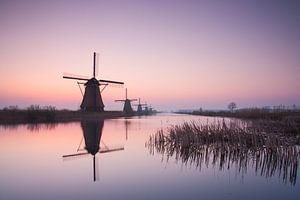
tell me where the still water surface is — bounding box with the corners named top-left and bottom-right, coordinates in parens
top-left (0, 113), bottom-right (299, 200)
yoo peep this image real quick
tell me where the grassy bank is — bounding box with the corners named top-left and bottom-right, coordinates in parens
top-left (178, 108), bottom-right (300, 120)
top-left (0, 106), bottom-right (126, 124)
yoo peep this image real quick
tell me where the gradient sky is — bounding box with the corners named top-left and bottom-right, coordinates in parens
top-left (0, 0), bottom-right (299, 111)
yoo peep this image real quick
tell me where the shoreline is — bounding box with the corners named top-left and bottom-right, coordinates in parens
top-left (0, 110), bottom-right (130, 125)
top-left (175, 110), bottom-right (300, 121)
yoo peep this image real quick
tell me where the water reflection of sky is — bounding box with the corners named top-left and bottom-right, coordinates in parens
top-left (0, 114), bottom-right (299, 200)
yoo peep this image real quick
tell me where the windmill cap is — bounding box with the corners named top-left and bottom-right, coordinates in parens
top-left (85, 78), bottom-right (100, 86)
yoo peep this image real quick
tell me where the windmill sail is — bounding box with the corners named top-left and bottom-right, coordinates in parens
top-left (99, 79), bottom-right (124, 85)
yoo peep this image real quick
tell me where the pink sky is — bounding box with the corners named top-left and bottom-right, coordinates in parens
top-left (0, 0), bottom-right (299, 111)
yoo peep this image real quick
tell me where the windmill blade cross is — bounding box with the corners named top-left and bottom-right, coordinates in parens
top-left (63, 75), bottom-right (89, 81)
top-left (95, 52), bottom-right (99, 77)
top-left (93, 52), bottom-right (96, 77)
top-left (99, 147), bottom-right (124, 154)
top-left (62, 152), bottom-right (89, 158)
top-left (99, 79), bottom-right (124, 85)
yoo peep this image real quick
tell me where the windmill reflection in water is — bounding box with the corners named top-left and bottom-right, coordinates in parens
top-left (63, 120), bottom-right (124, 181)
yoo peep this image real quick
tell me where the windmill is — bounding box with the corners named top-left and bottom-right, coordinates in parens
top-left (63, 52), bottom-right (124, 112)
top-left (145, 104), bottom-right (157, 115)
top-left (115, 88), bottom-right (137, 114)
top-left (62, 120), bottom-right (124, 181)
top-left (133, 98), bottom-right (147, 115)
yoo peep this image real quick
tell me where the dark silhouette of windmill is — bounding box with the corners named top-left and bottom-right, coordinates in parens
top-left (115, 88), bottom-right (137, 114)
top-left (133, 98), bottom-right (147, 115)
top-left (62, 120), bottom-right (124, 181)
top-left (63, 52), bottom-right (124, 111)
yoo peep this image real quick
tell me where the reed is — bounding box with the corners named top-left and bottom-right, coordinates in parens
top-left (146, 120), bottom-right (300, 185)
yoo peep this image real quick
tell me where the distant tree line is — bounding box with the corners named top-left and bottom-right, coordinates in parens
top-left (0, 105), bottom-right (58, 123)
top-left (2, 105), bottom-right (56, 111)
top-left (175, 102), bottom-right (300, 120)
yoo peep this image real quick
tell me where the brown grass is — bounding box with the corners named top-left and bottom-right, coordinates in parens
top-left (146, 120), bottom-right (300, 185)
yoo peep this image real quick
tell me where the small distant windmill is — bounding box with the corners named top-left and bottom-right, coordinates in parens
top-left (115, 88), bottom-right (137, 114)
top-left (63, 52), bottom-right (124, 111)
top-left (145, 104), bottom-right (154, 115)
top-left (134, 98), bottom-right (147, 114)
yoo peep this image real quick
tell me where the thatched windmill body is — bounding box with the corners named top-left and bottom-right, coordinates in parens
top-left (63, 52), bottom-right (124, 112)
top-left (115, 88), bottom-right (137, 114)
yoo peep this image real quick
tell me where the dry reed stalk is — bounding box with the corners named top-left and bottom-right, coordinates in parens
top-left (146, 120), bottom-right (300, 185)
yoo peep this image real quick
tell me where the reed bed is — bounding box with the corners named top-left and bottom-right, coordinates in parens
top-left (146, 120), bottom-right (300, 185)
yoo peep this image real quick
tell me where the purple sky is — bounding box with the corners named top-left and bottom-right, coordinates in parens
top-left (0, 0), bottom-right (299, 110)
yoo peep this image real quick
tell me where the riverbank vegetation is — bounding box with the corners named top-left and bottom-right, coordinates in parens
top-left (177, 104), bottom-right (300, 120)
top-left (147, 119), bottom-right (300, 185)
top-left (0, 105), bottom-right (124, 124)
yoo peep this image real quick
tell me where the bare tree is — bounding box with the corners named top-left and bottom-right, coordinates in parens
top-left (228, 102), bottom-right (237, 113)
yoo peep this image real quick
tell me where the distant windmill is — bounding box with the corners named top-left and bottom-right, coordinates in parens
top-left (63, 52), bottom-right (124, 111)
top-left (133, 98), bottom-right (147, 114)
top-left (115, 88), bottom-right (137, 114)
top-left (144, 103), bottom-right (149, 113)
